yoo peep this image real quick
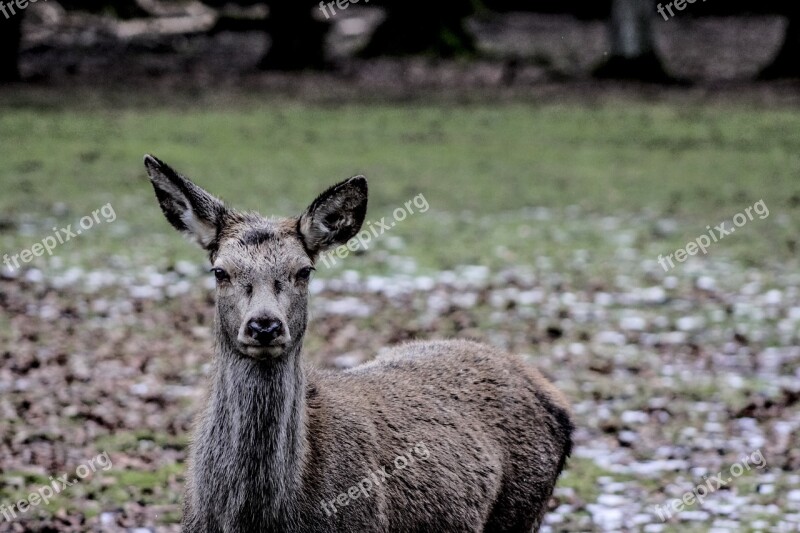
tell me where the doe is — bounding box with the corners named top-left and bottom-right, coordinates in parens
top-left (143, 155), bottom-right (573, 532)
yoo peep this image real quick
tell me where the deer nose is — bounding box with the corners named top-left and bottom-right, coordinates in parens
top-left (246, 317), bottom-right (285, 346)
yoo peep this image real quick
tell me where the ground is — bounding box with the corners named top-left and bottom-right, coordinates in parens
top-left (1, 8), bottom-right (800, 533)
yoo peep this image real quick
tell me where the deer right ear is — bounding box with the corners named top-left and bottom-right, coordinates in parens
top-left (144, 155), bottom-right (228, 251)
top-left (298, 176), bottom-right (368, 257)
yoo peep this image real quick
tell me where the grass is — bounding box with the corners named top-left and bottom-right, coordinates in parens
top-left (0, 463), bottom-right (183, 523)
top-left (0, 88), bottom-right (797, 276)
top-left (95, 430), bottom-right (188, 454)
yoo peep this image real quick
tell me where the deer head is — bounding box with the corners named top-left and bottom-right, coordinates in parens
top-left (144, 155), bottom-right (368, 359)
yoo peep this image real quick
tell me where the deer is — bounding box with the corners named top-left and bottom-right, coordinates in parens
top-left (143, 154), bottom-right (574, 533)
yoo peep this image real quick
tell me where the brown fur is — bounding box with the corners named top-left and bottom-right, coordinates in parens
top-left (143, 155), bottom-right (573, 533)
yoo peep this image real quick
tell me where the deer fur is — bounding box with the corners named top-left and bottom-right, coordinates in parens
top-left (143, 155), bottom-right (573, 533)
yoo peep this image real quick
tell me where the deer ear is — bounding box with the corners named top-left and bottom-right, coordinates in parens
top-left (144, 155), bottom-right (228, 250)
top-left (298, 176), bottom-right (368, 257)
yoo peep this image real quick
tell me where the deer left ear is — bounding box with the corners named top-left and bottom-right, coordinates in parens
top-left (298, 176), bottom-right (368, 257)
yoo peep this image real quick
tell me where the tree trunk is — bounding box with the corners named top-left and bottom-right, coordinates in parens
top-left (759, 9), bottom-right (800, 79)
top-left (259, 3), bottom-right (328, 71)
top-left (0, 14), bottom-right (22, 82)
top-left (359, 1), bottom-right (477, 58)
top-left (594, 0), bottom-right (674, 83)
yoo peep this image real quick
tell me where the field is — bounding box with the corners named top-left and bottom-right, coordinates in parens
top-left (1, 86), bottom-right (799, 531)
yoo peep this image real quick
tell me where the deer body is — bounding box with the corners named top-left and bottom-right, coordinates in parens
top-left (143, 155), bottom-right (573, 533)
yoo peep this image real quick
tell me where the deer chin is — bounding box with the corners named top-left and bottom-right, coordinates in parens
top-left (239, 343), bottom-right (288, 360)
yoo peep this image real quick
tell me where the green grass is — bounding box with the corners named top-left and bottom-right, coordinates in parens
top-left (95, 430), bottom-right (188, 454)
top-left (0, 89), bottom-right (797, 275)
top-left (0, 462), bottom-right (183, 522)
top-left (557, 457), bottom-right (635, 503)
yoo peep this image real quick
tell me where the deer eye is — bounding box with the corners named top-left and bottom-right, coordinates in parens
top-left (296, 266), bottom-right (315, 282)
top-left (211, 267), bottom-right (230, 283)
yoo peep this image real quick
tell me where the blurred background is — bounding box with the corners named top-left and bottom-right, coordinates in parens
top-left (1, 0), bottom-right (799, 531)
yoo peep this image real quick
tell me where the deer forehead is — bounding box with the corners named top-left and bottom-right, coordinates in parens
top-left (213, 217), bottom-right (311, 274)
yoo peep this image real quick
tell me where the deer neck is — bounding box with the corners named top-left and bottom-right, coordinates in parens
top-left (208, 327), bottom-right (308, 524)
